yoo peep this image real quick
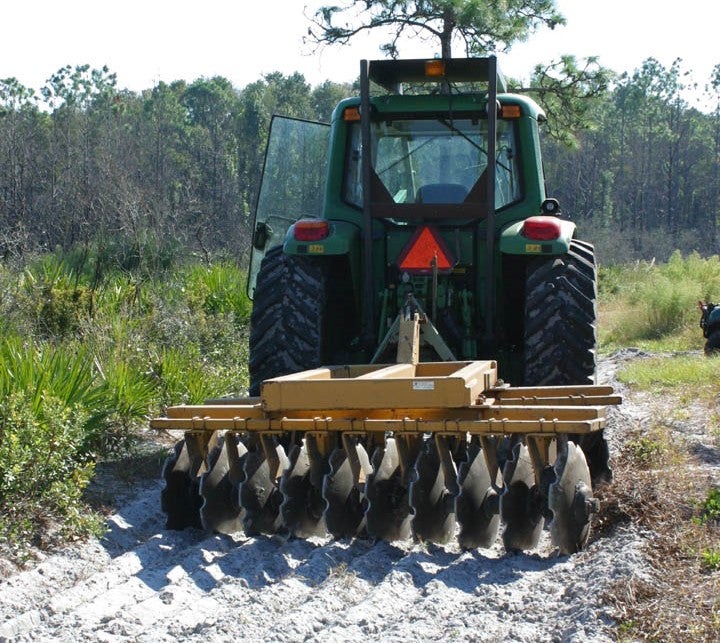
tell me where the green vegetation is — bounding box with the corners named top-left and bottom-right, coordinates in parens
top-left (617, 355), bottom-right (718, 390)
top-left (600, 251), bottom-right (720, 352)
top-left (692, 489), bottom-right (720, 573)
top-left (5, 246), bottom-right (720, 566)
top-left (625, 432), bottom-right (668, 467)
top-left (700, 548), bottom-right (720, 571)
top-left (309, 0), bottom-right (564, 60)
top-left (0, 250), bottom-right (250, 560)
top-left (699, 488), bottom-right (720, 525)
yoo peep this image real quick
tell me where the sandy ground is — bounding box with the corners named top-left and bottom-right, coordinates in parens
top-left (0, 354), bottom-right (679, 642)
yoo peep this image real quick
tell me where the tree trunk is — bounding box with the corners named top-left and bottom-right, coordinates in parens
top-left (441, 7), bottom-right (455, 59)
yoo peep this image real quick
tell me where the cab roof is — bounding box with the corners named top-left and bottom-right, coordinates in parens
top-left (368, 58), bottom-right (508, 94)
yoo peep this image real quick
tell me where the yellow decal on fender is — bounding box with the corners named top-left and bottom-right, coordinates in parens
top-left (525, 243), bottom-right (541, 253)
top-left (308, 244), bottom-right (324, 254)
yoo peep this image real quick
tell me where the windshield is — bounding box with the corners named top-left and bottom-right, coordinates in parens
top-left (343, 117), bottom-right (521, 210)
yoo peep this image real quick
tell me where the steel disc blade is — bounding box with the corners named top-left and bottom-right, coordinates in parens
top-left (574, 430), bottom-right (612, 487)
top-left (365, 437), bottom-right (412, 541)
top-left (456, 441), bottom-right (500, 550)
top-left (549, 440), bottom-right (595, 555)
top-left (199, 435), bottom-right (247, 534)
top-left (500, 443), bottom-right (544, 552)
top-left (239, 442), bottom-right (288, 536)
top-left (280, 439), bottom-right (327, 538)
top-left (161, 438), bottom-right (202, 530)
top-left (410, 439), bottom-right (458, 544)
top-left (323, 442), bottom-right (370, 539)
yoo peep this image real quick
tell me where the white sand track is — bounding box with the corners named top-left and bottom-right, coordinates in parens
top-left (0, 353), bottom-right (669, 642)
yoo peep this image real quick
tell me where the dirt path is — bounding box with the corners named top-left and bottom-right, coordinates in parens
top-left (0, 354), bottom-right (676, 642)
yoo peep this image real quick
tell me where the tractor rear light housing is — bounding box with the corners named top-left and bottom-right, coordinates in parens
top-left (500, 104), bottom-right (521, 118)
top-left (522, 216), bottom-right (562, 241)
top-left (294, 219), bottom-right (329, 241)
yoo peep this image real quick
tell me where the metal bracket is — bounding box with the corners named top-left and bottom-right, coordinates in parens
top-left (371, 293), bottom-right (457, 363)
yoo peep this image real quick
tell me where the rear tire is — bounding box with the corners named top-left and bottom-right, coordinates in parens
top-left (246, 246), bottom-right (329, 535)
top-left (523, 239), bottom-right (610, 486)
top-left (249, 246), bottom-right (326, 395)
top-left (524, 239), bottom-right (597, 386)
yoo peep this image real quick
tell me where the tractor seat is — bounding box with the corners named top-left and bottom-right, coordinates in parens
top-left (416, 183), bottom-right (468, 204)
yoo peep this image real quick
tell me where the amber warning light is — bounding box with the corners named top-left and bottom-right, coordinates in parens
top-left (397, 226), bottom-right (456, 275)
top-left (343, 106), bottom-right (361, 121)
top-left (425, 60), bottom-right (446, 78)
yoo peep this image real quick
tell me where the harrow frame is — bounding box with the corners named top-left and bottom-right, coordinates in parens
top-left (152, 358), bottom-right (620, 554)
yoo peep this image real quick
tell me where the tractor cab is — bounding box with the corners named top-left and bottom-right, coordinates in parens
top-left (248, 57), bottom-right (545, 290)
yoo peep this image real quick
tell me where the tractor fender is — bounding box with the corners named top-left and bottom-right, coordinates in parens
top-left (499, 217), bottom-right (576, 256)
top-left (283, 220), bottom-right (360, 257)
top-left (283, 220), bottom-right (362, 311)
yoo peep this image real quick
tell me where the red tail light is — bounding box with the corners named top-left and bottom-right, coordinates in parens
top-left (522, 216), bottom-right (561, 241)
top-left (294, 219), bottom-right (329, 241)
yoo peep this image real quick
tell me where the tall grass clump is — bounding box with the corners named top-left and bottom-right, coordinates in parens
top-left (601, 251), bottom-right (720, 349)
top-left (182, 261), bottom-right (252, 321)
top-left (0, 337), bottom-right (111, 555)
top-left (150, 346), bottom-right (241, 405)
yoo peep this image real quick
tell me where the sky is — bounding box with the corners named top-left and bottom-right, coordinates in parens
top-left (1, 1), bottom-right (719, 108)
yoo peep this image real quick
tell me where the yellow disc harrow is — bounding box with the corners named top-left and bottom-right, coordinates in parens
top-left (152, 360), bottom-right (620, 554)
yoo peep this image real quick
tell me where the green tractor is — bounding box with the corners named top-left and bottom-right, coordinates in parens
top-left (248, 57), bottom-right (608, 486)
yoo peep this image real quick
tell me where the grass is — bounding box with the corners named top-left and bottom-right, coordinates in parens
top-left (598, 251), bottom-right (720, 352)
top-left (617, 354), bottom-right (720, 391)
top-left (0, 249), bottom-right (251, 562)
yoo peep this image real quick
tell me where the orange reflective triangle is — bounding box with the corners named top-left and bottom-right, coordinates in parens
top-left (397, 226), bottom-right (456, 274)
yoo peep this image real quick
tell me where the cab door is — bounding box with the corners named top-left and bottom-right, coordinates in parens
top-left (247, 115), bottom-right (330, 298)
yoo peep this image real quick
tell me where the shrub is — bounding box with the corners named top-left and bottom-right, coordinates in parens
top-left (18, 255), bottom-right (94, 338)
top-left (699, 488), bottom-right (720, 524)
top-left (0, 394), bottom-right (92, 500)
top-left (627, 435), bottom-right (666, 467)
top-left (0, 394), bottom-right (105, 555)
